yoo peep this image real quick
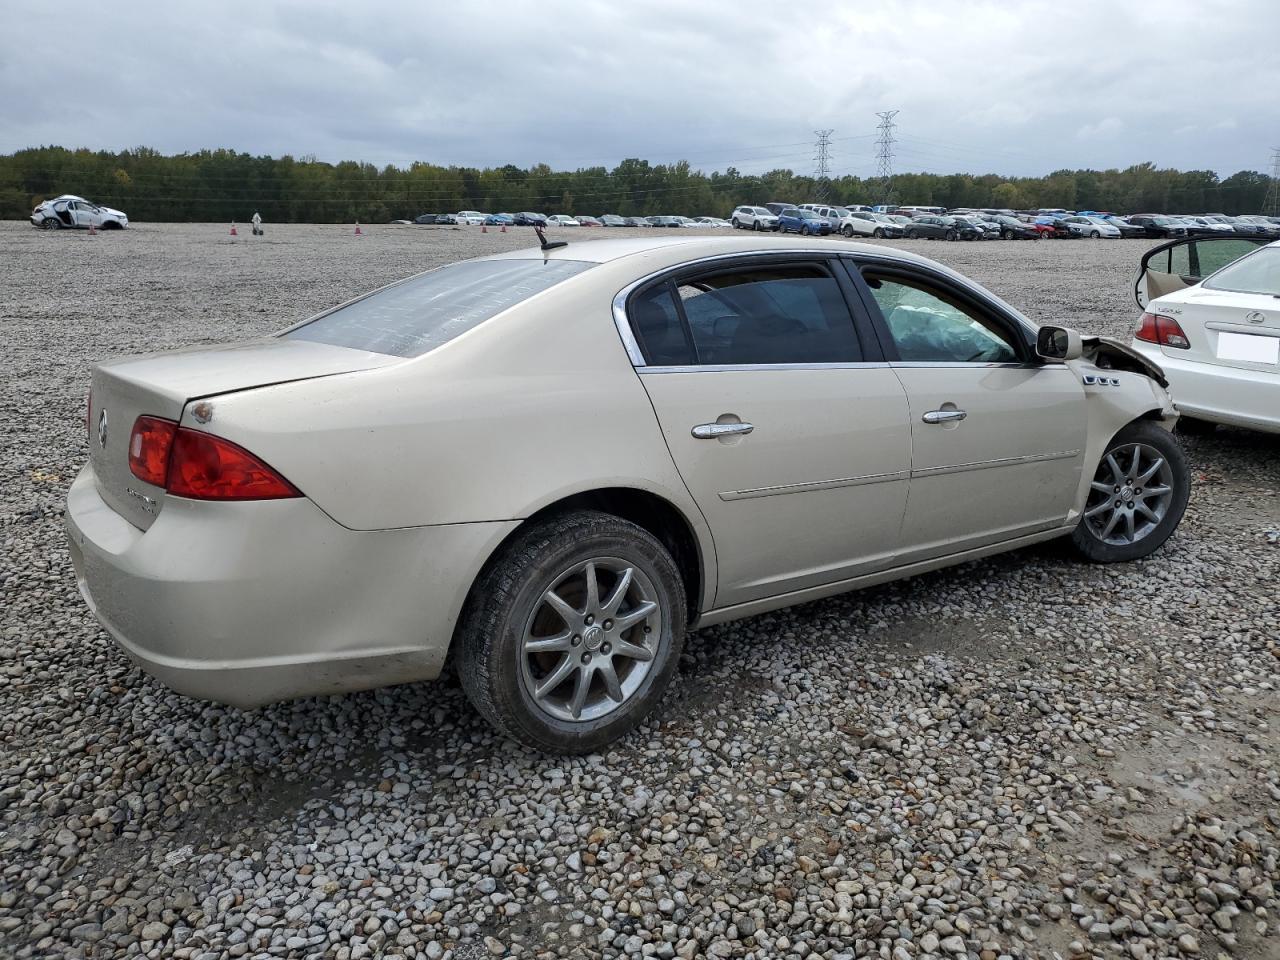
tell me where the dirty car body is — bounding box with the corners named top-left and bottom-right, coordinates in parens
top-left (66, 236), bottom-right (1187, 752)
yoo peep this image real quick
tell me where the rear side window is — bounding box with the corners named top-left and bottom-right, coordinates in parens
top-left (673, 264), bottom-right (861, 365)
top-left (285, 259), bottom-right (594, 357)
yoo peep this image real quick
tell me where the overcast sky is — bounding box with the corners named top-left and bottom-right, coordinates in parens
top-left (2, 0), bottom-right (1276, 178)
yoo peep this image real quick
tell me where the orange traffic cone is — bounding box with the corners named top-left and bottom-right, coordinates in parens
top-left (481, 224), bottom-right (488, 233)
top-left (500, 224), bottom-right (507, 233)
top-left (230, 221), bottom-right (238, 236)
top-left (354, 221), bottom-right (363, 236)
top-left (87, 221), bottom-right (97, 236)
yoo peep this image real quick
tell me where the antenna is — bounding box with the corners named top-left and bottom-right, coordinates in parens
top-left (534, 225), bottom-right (568, 251)
top-left (873, 110), bottom-right (899, 205)
top-left (813, 129), bottom-right (834, 202)
top-left (1265, 147), bottom-right (1280, 218)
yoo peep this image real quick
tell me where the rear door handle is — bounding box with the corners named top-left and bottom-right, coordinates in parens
top-left (922, 409), bottom-right (967, 424)
top-left (692, 422), bottom-right (754, 439)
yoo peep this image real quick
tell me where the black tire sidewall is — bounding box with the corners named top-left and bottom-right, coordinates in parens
top-left (1072, 422), bottom-right (1190, 563)
top-left (459, 512), bottom-right (686, 753)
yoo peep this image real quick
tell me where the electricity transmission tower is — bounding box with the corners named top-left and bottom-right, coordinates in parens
top-left (813, 130), bottom-right (834, 202)
top-left (1265, 148), bottom-right (1280, 217)
top-left (873, 110), bottom-right (899, 205)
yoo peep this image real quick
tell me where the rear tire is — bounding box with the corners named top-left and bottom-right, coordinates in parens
top-left (41, 217), bottom-right (60, 230)
top-left (873, 228), bottom-right (884, 238)
top-left (1071, 421), bottom-right (1189, 564)
top-left (457, 511), bottom-right (686, 754)
top-left (842, 224), bottom-right (854, 238)
top-left (732, 218), bottom-right (742, 229)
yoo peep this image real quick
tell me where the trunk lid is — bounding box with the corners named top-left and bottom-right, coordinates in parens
top-left (89, 338), bottom-right (398, 530)
top-left (1158, 288), bottom-right (1280, 372)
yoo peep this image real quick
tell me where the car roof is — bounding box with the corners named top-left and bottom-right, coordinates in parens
top-left (479, 234), bottom-right (954, 269)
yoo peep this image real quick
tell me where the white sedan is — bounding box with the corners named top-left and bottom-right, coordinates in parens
top-left (1132, 236), bottom-right (1279, 433)
top-left (546, 214), bottom-right (580, 227)
top-left (31, 194), bottom-right (129, 230)
top-left (1062, 216), bottom-right (1121, 239)
top-left (67, 235), bottom-right (1186, 752)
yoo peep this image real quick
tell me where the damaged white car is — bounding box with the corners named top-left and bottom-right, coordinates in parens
top-left (31, 194), bottom-right (129, 230)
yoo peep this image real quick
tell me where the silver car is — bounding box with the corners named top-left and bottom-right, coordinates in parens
top-left (67, 236), bottom-right (1189, 752)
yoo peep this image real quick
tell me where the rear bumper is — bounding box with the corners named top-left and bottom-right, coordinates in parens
top-left (64, 463), bottom-right (518, 706)
top-left (1130, 341), bottom-right (1280, 433)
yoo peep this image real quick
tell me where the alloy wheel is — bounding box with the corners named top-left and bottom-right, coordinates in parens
top-left (1083, 443), bottom-right (1175, 546)
top-left (519, 558), bottom-right (662, 723)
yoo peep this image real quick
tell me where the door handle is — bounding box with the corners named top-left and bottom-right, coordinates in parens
top-left (692, 422), bottom-right (754, 439)
top-left (922, 409), bottom-right (967, 424)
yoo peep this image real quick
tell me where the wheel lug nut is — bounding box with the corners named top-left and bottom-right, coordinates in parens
top-left (581, 653), bottom-right (591, 664)
top-left (1115, 500), bottom-right (1122, 507)
top-left (643, 626), bottom-right (652, 634)
top-left (571, 635), bottom-right (581, 646)
top-left (602, 643), bottom-right (611, 654)
top-left (1114, 486), bottom-right (1120, 493)
top-left (603, 619), bottom-right (613, 631)
top-left (584, 615), bottom-right (593, 626)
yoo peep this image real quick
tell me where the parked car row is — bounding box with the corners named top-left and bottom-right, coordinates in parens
top-left (412, 211), bottom-right (735, 229)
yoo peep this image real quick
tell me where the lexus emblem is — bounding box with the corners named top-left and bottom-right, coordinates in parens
top-left (1245, 310), bottom-right (1266, 324)
top-left (97, 409), bottom-right (108, 448)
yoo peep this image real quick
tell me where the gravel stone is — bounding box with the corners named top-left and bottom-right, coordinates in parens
top-left (1, 224), bottom-right (1277, 960)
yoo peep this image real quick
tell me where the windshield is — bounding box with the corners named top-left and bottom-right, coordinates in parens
top-left (285, 259), bottom-right (595, 357)
top-left (1201, 246), bottom-right (1280, 296)
top-left (799, 210), bottom-right (821, 219)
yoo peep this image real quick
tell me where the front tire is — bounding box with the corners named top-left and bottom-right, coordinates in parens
top-left (1071, 422), bottom-right (1189, 563)
top-left (905, 229), bottom-right (917, 239)
top-left (457, 511), bottom-right (686, 754)
top-left (800, 224), bottom-right (811, 236)
top-left (945, 229), bottom-right (957, 241)
top-left (1091, 230), bottom-right (1101, 239)
top-left (873, 227), bottom-right (884, 238)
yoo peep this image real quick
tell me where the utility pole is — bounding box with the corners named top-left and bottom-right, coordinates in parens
top-left (813, 130), bottom-right (834, 202)
top-left (1265, 148), bottom-right (1280, 217)
top-left (873, 110), bottom-right (899, 206)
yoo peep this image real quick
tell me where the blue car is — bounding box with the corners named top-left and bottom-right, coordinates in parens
top-left (776, 207), bottom-right (832, 236)
top-left (484, 213), bottom-right (514, 226)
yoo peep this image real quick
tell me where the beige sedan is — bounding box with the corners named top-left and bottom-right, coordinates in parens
top-left (66, 235), bottom-right (1188, 752)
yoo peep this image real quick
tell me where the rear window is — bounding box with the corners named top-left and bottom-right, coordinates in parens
top-left (1202, 246), bottom-right (1280, 296)
top-left (284, 259), bottom-right (595, 357)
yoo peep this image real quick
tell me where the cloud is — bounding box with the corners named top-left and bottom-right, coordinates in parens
top-left (1076, 117), bottom-right (1124, 139)
top-left (0, 0), bottom-right (1275, 177)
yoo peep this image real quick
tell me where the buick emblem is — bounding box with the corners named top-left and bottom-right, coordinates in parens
top-left (97, 409), bottom-right (108, 448)
top-left (1245, 310), bottom-right (1266, 324)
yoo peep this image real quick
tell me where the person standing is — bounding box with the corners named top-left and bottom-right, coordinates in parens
top-left (251, 211), bottom-right (263, 236)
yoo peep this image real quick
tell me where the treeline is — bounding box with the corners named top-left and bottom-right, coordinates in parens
top-left (0, 146), bottom-right (1273, 222)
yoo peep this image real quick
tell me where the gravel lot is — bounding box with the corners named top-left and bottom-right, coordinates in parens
top-left (1, 222), bottom-right (1277, 960)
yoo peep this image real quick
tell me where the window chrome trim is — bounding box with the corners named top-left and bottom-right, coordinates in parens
top-left (610, 247), bottom-right (872, 369)
top-left (640, 361), bottom-right (892, 374)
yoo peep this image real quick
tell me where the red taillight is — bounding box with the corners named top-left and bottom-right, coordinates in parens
top-left (1136, 312), bottom-right (1190, 349)
top-left (128, 416), bottom-right (178, 486)
top-left (165, 427), bottom-right (300, 501)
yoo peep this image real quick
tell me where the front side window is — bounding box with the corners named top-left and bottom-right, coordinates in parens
top-left (673, 264), bottom-right (861, 365)
top-left (864, 273), bottom-right (1020, 364)
top-left (285, 259), bottom-right (595, 358)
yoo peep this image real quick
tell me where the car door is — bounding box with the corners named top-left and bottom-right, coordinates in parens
top-left (1134, 236), bottom-right (1270, 308)
top-left (620, 255), bottom-right (912, 608)
top-left (849, 259), bottom-right (1087, 561)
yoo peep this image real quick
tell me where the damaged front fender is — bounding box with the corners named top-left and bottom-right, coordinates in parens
top-left (1081, 336), bottom-right (1168, 388)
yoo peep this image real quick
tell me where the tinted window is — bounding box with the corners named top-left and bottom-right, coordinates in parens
top-left (285, 259), bottom-right (595, 358)
top-left (673, 264), bottom-right (861, 365)
top-left (864, 274), bottom-right (1019, 363)
top-left (629, 284), bottom-right (694, 365)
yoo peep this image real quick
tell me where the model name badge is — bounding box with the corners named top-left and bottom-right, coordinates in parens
top-left (125, 487), bottom-right (158, 514)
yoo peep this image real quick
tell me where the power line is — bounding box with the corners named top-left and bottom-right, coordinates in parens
top-left (873, 110), bottom-right (899, 205)
top-left (812, 130), bottom-right (833, 202)
top-left (1266, 147), bottom-right (1280, 217)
